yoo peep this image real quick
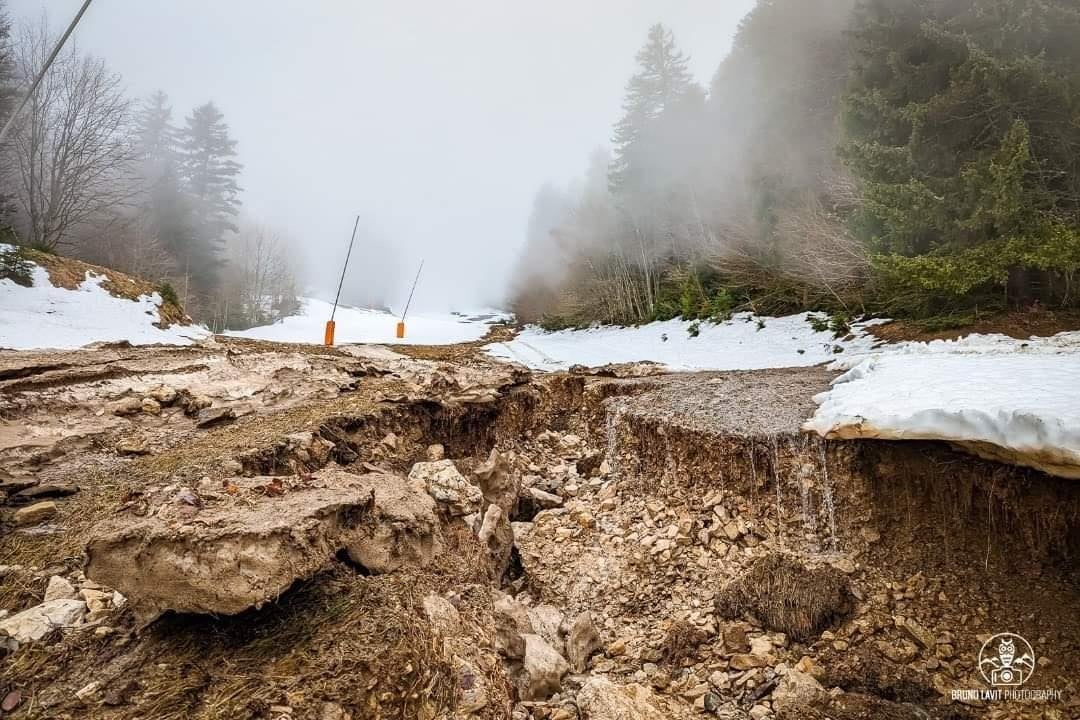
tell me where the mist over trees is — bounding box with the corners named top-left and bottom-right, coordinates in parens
top-left (0, 1), bottom-right (298, 330)
top-left (512, 0), bottom-right (1080, 327)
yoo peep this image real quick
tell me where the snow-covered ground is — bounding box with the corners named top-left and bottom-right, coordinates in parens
top-left (484, 312), bottom-right (1080, 478)
top-left (805, 333), bottom-right (1080, 478)
top-left (484, 313), bottom-right (884, 371)
top-left (227, 297), bottom-right (506, 346)
top-left (0, 261), bottom-right (209, 351)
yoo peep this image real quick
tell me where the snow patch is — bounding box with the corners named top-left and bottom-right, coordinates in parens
top-left (484, 313), bottom-right (884, 372)
top-left (227, 297), bottom-right (506, 346)
top-left (0, 257), bottom-right (209, 351)
top-left (806, 336), bottom-right (1080, 478)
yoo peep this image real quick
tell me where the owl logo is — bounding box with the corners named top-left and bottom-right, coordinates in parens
top-left (979, 633), bottom-right (1036, 687)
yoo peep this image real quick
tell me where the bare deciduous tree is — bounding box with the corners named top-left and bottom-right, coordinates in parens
top-left (4, 21), bottom-right (136, 251)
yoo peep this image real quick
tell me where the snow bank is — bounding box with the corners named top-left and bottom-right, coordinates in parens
top-left (484, 313), bottom-right (884, 372)
top-left (227, 297), bottom-right (505, 346)
top-left (806, 335), bottom-right (1080, 478)
top-left (0, 262), bottom-right (208, 351)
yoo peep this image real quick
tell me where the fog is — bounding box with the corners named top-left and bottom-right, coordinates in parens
top-left (6, 0), bottom-right (754, 311)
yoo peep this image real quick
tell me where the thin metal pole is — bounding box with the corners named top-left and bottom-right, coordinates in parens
top-left (330, 215), bottom-right (360, 322)
top-left (401, 259), bottom-right (424, 321)
top-left (0, 0), bottom-right (95, 147)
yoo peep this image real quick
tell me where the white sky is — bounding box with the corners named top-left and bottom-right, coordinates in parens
top-left (8, 1), bottom-right (755, 310)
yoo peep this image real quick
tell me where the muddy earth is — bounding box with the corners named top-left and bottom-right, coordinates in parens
top-left (0, 337), bottom-right (1077, 719)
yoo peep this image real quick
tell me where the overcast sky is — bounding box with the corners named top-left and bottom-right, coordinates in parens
top-left (8, 1), bottom-right (755, 310)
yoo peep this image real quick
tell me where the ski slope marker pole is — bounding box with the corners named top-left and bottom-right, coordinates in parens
top-left (326, 215), bottom-right (360, 346)
top-left (397, 259), bottom-right (424, 339)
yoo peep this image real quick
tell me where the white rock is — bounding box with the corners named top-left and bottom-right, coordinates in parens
top-left (517, 633), bottom-right (570, 701)
top-left (408, 460), bottom-right (482, 516)
top-left (527, 604), bottom-right (566, 656)
top-left (770, 669), bottom-right (827, 713)
top-left (576, 677), bottom-right (666, 720)
top-left (44, 575), bottom-right (77, 602)
top-left (0, 599), bottom-right (87, 647)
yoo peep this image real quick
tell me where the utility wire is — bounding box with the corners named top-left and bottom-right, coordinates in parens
top-left (0, 0), bottom-right (95, 146)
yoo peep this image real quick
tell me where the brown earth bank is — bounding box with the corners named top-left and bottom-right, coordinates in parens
top-left (0, 339), bottom-right (1076, 720)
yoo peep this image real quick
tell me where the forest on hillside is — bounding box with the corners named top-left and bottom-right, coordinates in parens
top-left (0, 3), bottom-right (299, 330)
top-left (511, 0), bottom-right (1080, 329)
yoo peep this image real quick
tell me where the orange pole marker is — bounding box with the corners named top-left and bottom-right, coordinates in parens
top-left (324, 320), bottom-right (336, 346)
top-left (396, 321), bottom-right (405, 339)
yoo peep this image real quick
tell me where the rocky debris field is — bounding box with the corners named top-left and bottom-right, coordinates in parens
top-left (0, 339), bottom-right (1078, 719)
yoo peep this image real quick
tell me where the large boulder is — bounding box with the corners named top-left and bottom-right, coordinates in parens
top-left (576, 677), bottom-right (667, 720)
top-left (342, 470), bottom-right (442, 574)
top-left (517, 633), bottom-right (570, 701)
top-left (408, 460), bottom-right (483, 517)
top-left (86, 470), bottom-right (440, 625)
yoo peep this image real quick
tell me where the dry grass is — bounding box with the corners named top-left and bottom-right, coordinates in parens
top-left (22, 249), bottom-right (190, 328)
top-left (3, 568), bottom-right (459, 720)
top-left (714, 553), bottom-right (852, 641)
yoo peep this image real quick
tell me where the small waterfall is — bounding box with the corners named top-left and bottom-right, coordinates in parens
top-left (770, 435), bottom-right (785, 545)
top-left (818, 439), bottom-right (838, 549)
top-left (604, 405), bottom-right (622, 476)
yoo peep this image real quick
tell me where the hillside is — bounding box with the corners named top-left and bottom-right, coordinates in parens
top-left (0, 245), bottom-right (208, 350)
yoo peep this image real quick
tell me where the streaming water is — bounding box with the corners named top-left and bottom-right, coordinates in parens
top-left (770, 435), bottom-right (785, 545)
top-left (818, 439), bottom-right (838, 549)
top-left (604, 406), bottom-right (622, 477)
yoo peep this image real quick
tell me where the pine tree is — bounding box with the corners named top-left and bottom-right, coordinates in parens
top-left (135, 91), bottom-right (180, 167)
top-left (131, 92), bottom-right (191, 270)
top-left (0, 2), bottom-right (17, 231)
top-left (177, 102), bottom-right (242, 290)
top-left (609, 24), bottom-right (693, 194)
top-left (843, 0), bottom-right (1080, 312)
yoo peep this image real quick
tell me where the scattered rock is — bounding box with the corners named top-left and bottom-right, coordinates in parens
top-left (408, 460), bottom-right (483, 517)
top-left (196, 405), bottom-right (239, 428)
top-left (44, 575), bottom-right (77, 602)
top-left (422, 595), bottom-right (461, 640)
top-left (527, 487), bottom-right (563, 509)
top-left (1, 690), bottom-right (21, 713)
top-left (109, 397), bottom-right (143, 416)
top-left (477, 503), bottom-right (514, 578)
top-left (517, 633), bottom-right (570, 701)
top-left (13, 500), bottom-right (58, 526)
top-left (492, 590), bottom-right (532, 659)
top-left (147, 385), bottom-right (178, 405)
top-left (576, 677), bottom-right (666, 720)
top-left (116, 437), bottom-right (150, 456)
top-left (770, 669), bottom-right (827, 712)
top-left (11, 483), bottom-right (79, 502)
top-left (527, 604), bottom-right (566, 656)
top-left (729, 654), bottom-right (768, 671)
top-left (0, 598), bottom-right (87, 648)
top-left (141, 397), bottom-right (162, 415)
top-left (565, 611), bottom-right (602, 672)
top-left (897, 616), bottom-right (935, 651)
top-left (177, 390), bottom-right (213, 416)
top-left (425, 444), bottom-right (446, 461)
top-left (473, 448), bottom-right (520, 517)
top-left (455, 657), bottom-right (489, 714)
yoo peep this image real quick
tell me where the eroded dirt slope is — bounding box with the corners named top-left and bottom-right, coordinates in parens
top-left (0, 340), bottom-right (1077, 720)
